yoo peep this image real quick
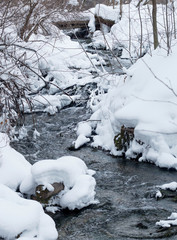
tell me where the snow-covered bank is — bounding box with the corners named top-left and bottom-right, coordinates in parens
top-left (75, 44), bottom-right (177, 169)
top-left (89, 1), bottom-right (176, 58)
top-left (0, 133), bottom-right (31, 191)
top-left (0, 184), bottom-right (58, 240)
top-left (0, 132), bottom-right (97, 239)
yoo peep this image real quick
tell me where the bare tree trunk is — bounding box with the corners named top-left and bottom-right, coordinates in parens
top-left (119, 0), bottom-right (123, 19)
top-left (128, 2), bottom-right (131, 53)
top-left (112, 0), bottom-right (115, 9)
top-left (138, 6), bottom-right (143, 57)
top-left (152, 0), bottom-right (158, 49)
top-left (20, 1), bottom-right (38, 41)
top-left (172, 0), bottom-right (176, 39)
top-left (165, 0), bottom-right (170, 54)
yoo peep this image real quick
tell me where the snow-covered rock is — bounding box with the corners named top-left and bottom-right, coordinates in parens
top-left (20, 156), bottom-right (97, 210)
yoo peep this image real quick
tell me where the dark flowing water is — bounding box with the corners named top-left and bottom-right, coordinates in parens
top-left (12, 104), bottom-right (177, 240)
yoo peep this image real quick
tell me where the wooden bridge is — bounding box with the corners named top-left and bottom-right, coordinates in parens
top-left (54, 19), bottom-right (90, 30)
top-left (53, 13), bottom-right (115, 31)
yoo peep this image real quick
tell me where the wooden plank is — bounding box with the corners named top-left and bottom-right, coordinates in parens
top-left (53, 20), bottom-right (89, 29)
top-left (53, 15), bottom-right (115, 30)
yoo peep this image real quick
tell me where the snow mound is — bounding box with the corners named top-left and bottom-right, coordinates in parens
top-left (20, 156), bottom-right (97, 210)
top-left (74, 134), bottom-right (90, 149)
top-left (60, 174), bottom-right (97, 210)
top-left (26, 94), bottom-right (78, 115)
top-left (73, 122), bottom-right (92, 149)
top-left (0, 184), bottom-right (58, 240)
top-left (0, 133), bottom-right (31, 190)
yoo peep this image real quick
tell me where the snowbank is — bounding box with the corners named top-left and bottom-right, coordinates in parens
top-left (159, 182), bottom-right (177, 191)
top-left (90, 1), bottom-right (174, 58)
top-left (0, 184), bottom-right (58, 240)
top-left (0, 133), bottom-right (31, 190)
top-left (20, 156), bottom-right (97, 210)
top-left (87, 44), bottom-right (177, 169)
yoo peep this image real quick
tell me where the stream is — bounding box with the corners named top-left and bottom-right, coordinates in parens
top-left (12, 38), bottom-right (177, 240)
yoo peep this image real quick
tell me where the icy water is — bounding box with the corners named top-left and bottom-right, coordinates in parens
top-left (12, 105), bottom-right (177, 240)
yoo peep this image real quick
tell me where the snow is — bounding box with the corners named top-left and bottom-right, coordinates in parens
top-left (26, 94), bottom-right (79, 115)
top-left (20, 156), bottom-right (97, 210)
top-left (68, 0), bottom-right (79, 6)
top-left (160, 182), bottom-right (177, 191)
top-left (77, 122), bottom-right (92, 137)
top-left (18, 126), bottom-right (28, 140)
top-left (73, 121), bottom-right (92, 149)
top-left (33, 129), bottom-right (40, 140)
top-left (156, 212), bottom-right (177, 228)
top-left (60, 174), bottom-right (98, 210)
top-left (0, 184), bottom-right (58, 240)
top-left (74, 134), bottom-right (91, 149)
top-left (0, 21), bottom-right (103, 121)
top-left (95, 4), bottom-right (120, 23)
top-left (2, 0), bottom-right (177, 237)
top-left (87, 44), bottom-right (177, 169)
top-left (0, 133), bottom-right (31, 190)
top-left (90, 1), bottom-right (175, 58)
top-left (0, 133), bottom-right (97, 238)
top-left (155, 190), bottom-right (162, 199)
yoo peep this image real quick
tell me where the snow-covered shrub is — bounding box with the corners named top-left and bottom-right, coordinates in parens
top-left (0, 0), bottom-right (99, 132)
